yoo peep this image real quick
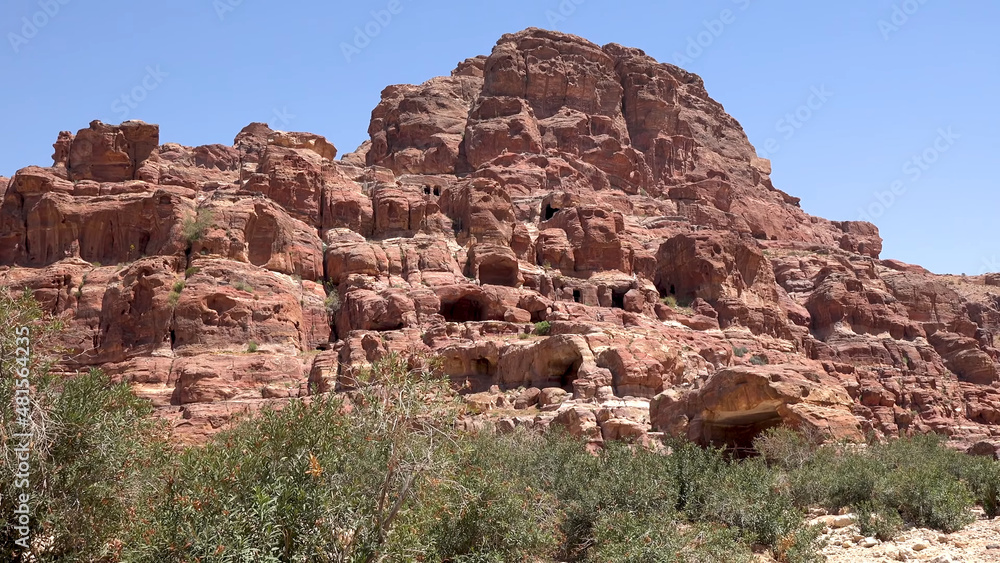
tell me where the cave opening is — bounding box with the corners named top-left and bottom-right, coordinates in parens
top-left (700, 409), bottom-right (784, 456)
top-left (451, 357), bottom-right (496, 393)
top-left (479, 259), bottom-right (518, 287)
top-left (543, 204), bottom-right (560, 221)
top-left (473, 358), bottom-right (493, 376)
top-left (433, 187), bottom-right (441, 196)
top-left (611, 288), bottom-right (627, 309)
top-left (136, 233), bottom-right (150, 257)
top-left (542, 356), bottom-right (583, 392)
top-left (558, 363), bottom-right (578, 390)
top-left (656, 281), bottom-right (680, 302)
top-left (572, 289), bottom-right (582, 303)
top-left (441, 297), bottom-right (484, 323)
top-left (423, 186), bottom-right (431, 195)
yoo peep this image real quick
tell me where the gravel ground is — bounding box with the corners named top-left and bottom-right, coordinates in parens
top-left (812, 509), bottom-right (1000, 562)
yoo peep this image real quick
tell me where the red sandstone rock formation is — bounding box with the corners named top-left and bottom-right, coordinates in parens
top-left (1, 28), bottom-right (998, 451)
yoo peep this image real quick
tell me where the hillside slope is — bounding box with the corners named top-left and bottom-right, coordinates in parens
top-left (2, 28), bottom-right (999, 452)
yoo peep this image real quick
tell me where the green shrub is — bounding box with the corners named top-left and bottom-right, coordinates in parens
top-left (588, 512), bottom-right (753, 563)
top-left (668, 440), bottom-right (726, 514)
top-left (750, 355), bottom-right (769, 366)
top-left (774, 432), bottom-right (977, 534)
top-left (533, 321), bottom-right (551, 336)
top-left (128, 356), bottom-right (458, 562)
top-left (1, 290), bottom-right (170, 561)
top-left (234, 281), bottom-right (253, 293)
top-left (733, 346), bottom-right (749, 357)
top-left (246, 341), bottom-right (259, 353)
top-left (661, 295), bottom-right (678, 308)
top-left (167, 291), bottom-right (180, 308)
top-left (324, 292), bottom-right (340, 314)
top-left (429, 432), bottom-right (562, 561)
top-left (808, 447), bottom-right (889, 513)
top-left (692, 457), bottom-right (804, 549)
top-left (875, 436), bottom-right (975, 532)
top-left (856, 501), bottom-right (904, 541)
top-left (184, 267), bottom-right (200, 279)
top-left (963, 457), bottom-right (1000, 518)
top-left (754, 427), bottom-right (817, 471)
top-left (891, 466), bottom-right (974, 532)
top-left (776, 524), bottom-right (827, 563)
top-left (181, 208), bottom-right (214, 243)
top-left (172, 280), bottom-right (186, 293)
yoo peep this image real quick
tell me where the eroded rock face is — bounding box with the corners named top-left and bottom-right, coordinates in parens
top-left (368, 73), bottom-right (483, 174)
top-left (651, 365), bottom-right (862, 448)
top-left (268, 130), bottom-right (337, 161)
top-left (68, 120), bottom-right (160, 183)
top-left (3, 28), bottom-right (999, 448)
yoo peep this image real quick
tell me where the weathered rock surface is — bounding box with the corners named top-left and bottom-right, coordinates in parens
top-left (2, 28), bottom-right (999, 448)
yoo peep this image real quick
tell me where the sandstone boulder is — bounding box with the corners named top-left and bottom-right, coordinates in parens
top-left (651, 365), bottom-right (862, 448)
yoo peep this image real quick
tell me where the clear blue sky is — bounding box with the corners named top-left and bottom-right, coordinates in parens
top-left (2, 0), bottom-right (997, 275)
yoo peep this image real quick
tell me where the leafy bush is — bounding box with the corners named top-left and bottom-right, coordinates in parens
top-left (856, 501), bottom-right (904, 541)
top-left (963, 456), bottom-right (1000, 518)
top-left (732, 346), bottom-right (749, 357)
top-left (750, 355), bottom-right (769, 366)
top-left (871, 436), bottom-right (975, 532)
top-left (171, 280), bottom-right (185, 293)
top-left (428, 432), bottom-right (563, 561)
top-left (234, 281), bottom-right (253, 293)
top-left (181, 208), bottom-right (213, 243)
top-left (246, 341), bottom-right (259, 353)
top-left (589, 512), bottom-right (753, 563)
top-left (533, 321), bottom-right (551, 336)
top-left (324, 291), bottom-right (341, 315)
top-left (184, 266), bottom-right (200, 279)
top-left (693, 457), bottom-right (804, 549)
top-left (754, 427), bottom-right (817, 471)
top-left (770, 432), bottom-right (978, 535)
top-left (1, 291), bottom-right (170, 560)
top-left (775, 524), bottom-right (827, 563)
top-left (128, 355), bottom-right (458, 562)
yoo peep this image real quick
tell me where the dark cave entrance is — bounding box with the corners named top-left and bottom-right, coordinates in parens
top-left (543, 204), bottom-right (560, 221)
top-left (542, 356), bottom-right (583, 392)
top-left (657, 283), bottom-right (677, 300)
top-left (611, 288), bottom-right (628, 309)
top-left (700, 409), bottom-right (784, 456)
top-left (441, 297), bottom-right (485, 323)
top-left (473, 358), bottom-right (493, 376)
top-left (572, 289), bottom-right (582, 303)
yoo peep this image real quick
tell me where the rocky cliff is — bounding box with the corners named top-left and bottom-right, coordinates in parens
top-left (3, 28), bottom-right (999, 453)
